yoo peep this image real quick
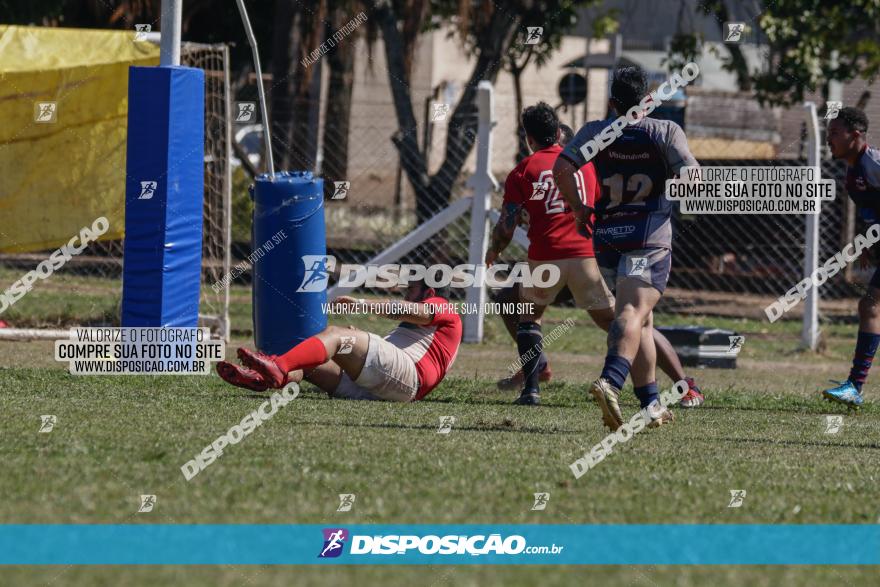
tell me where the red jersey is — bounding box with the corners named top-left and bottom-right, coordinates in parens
top-left (384, 296), bottom-right (462, 400)
top-left (503, 145), bottom-right (596, 261)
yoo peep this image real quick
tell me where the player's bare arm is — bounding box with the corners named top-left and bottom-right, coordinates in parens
top-left (486, 201), bottom-right (521, 266)
top-left (553, 156), bottom-right (594, 237)
top-left (332, 295), bottom-right (435, 326)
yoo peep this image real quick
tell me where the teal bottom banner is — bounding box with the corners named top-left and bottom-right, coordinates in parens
top-left (1, 525), bottom-right (878, 565)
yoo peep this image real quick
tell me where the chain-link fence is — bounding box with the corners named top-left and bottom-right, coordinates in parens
top-left (251, 85), bottom-right (863, 326)
top-left (268, 98), bottom-right (486, 298)
top-left (184, 43), bottom-right (232, 338)
top-left (668, 158), bottom-right (861, 306)
top-left (0, 38), bottom-right (865, 339)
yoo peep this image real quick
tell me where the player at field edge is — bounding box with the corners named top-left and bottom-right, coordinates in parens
top-left (216, 280), bottom-right (462, 402)
top-left (485, 102), bottom-right (701, 412)
top-left (822, 107), bottom-right (880, 407)
top-left (553, 65), bottom-right (699, 430)
top-left (492, 123), bottom-right (703, 408)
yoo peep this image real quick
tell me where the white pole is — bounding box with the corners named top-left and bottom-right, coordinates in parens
top-left (222, 44), bottom-right (233, 341)
top-left (327, 197), bottom-right (473, 299)
top-left (159, 0), bottom-right (182, 66)
top-left (463, 81), bottom-right (498, 343)
top-left (802, 102), bottom-right (821, 350)
top-left (234, 0), bottom-right (275, 177)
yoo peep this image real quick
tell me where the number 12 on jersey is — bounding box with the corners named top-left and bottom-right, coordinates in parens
top-left (602, 173), bottom-right (653, 207)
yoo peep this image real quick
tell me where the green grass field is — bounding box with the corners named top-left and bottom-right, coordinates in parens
top-left (1, 281), bottom-right (879, 585)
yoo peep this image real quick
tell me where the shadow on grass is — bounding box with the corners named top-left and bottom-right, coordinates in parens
top-left (291, 418), bottom-right (584, 435)
top-left (680, 401), bottom-right (877, 416)
top-left (711, 435), bottom-right (880, 451)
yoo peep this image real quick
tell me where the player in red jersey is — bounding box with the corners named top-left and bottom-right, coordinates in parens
top-left (488, 107), bottom-right (703, 407)
top-left (216, 280), bottom-right (462, 402)
top-left (486, 103), bottom-right (610, 405)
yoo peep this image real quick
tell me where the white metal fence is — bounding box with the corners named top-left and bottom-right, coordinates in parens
top-left (304, 85), bottom-right (855, 346)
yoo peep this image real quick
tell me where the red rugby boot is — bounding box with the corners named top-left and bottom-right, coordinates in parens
top-left (216, 361), bottom-right (269, 392)
top-left (237, 347), bottom-right (288, 388)
top-left (679, 377), bottom-right (705, 408)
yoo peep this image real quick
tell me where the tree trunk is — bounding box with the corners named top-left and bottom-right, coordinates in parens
top-left (373, 3), bottom-right (518, 224)
top-left (271, 0), bottom-right (326, 171)
top-left (511, 68), bottom-right (529, 162)
top-left (710, 1), bottom-right (752, 92)
top-left (508, 51), bottom-right (533, 163)
top-left (321, 6), bottom-right (357, 199)
top-left (270, 0), bottom-right (297, 170)
top-left (425, 9), bottom-right (517, 222)
top-left (372, 4), bottom-right (429, 214)
top-left (290, 1), bottom-right (326, 171)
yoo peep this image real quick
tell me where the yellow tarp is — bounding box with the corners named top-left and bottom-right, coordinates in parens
top-left (0, 25), bottom-right (160, 252)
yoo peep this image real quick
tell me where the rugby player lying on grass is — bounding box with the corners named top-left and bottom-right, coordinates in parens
top-left (217, 280), bottom-right (462, 402)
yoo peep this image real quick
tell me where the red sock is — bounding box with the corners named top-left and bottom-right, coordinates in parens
top-left (273, 337), bottom-right (328, 373)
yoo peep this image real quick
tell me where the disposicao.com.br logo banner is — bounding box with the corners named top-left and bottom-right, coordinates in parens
top-left (2, 525), bottom-right (879, 565)
top-left (317, 527), bottom-right (562, 559)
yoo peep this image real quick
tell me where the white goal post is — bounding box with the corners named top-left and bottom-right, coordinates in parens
top-left (329, 81), bottom-right (498, 343)
top-left (801, 101), bottom-right (822, 350)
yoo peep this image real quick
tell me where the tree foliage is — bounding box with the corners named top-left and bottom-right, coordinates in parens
top-left (376, 0), bottom-right (615, 223)
top-left (670, 0), bottom-right (880, 106)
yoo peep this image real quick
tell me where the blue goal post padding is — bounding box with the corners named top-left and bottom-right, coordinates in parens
top-left (122, 66), bottom-right (205, 327)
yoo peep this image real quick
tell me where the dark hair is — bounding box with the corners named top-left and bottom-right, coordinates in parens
top-left (408, 279), bottom-right (449, 301)
top-left (559, 124), bottom-right (575, 146)
top-left (521, 102), bottom-right (559, 148)
top-left (610, 65), bottom-right (649, 111)
top-left (835, 107), bottom-right (868, 133)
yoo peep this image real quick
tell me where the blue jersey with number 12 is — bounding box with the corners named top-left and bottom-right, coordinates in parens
top-left (560, 117), bottom-right (697, 252)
